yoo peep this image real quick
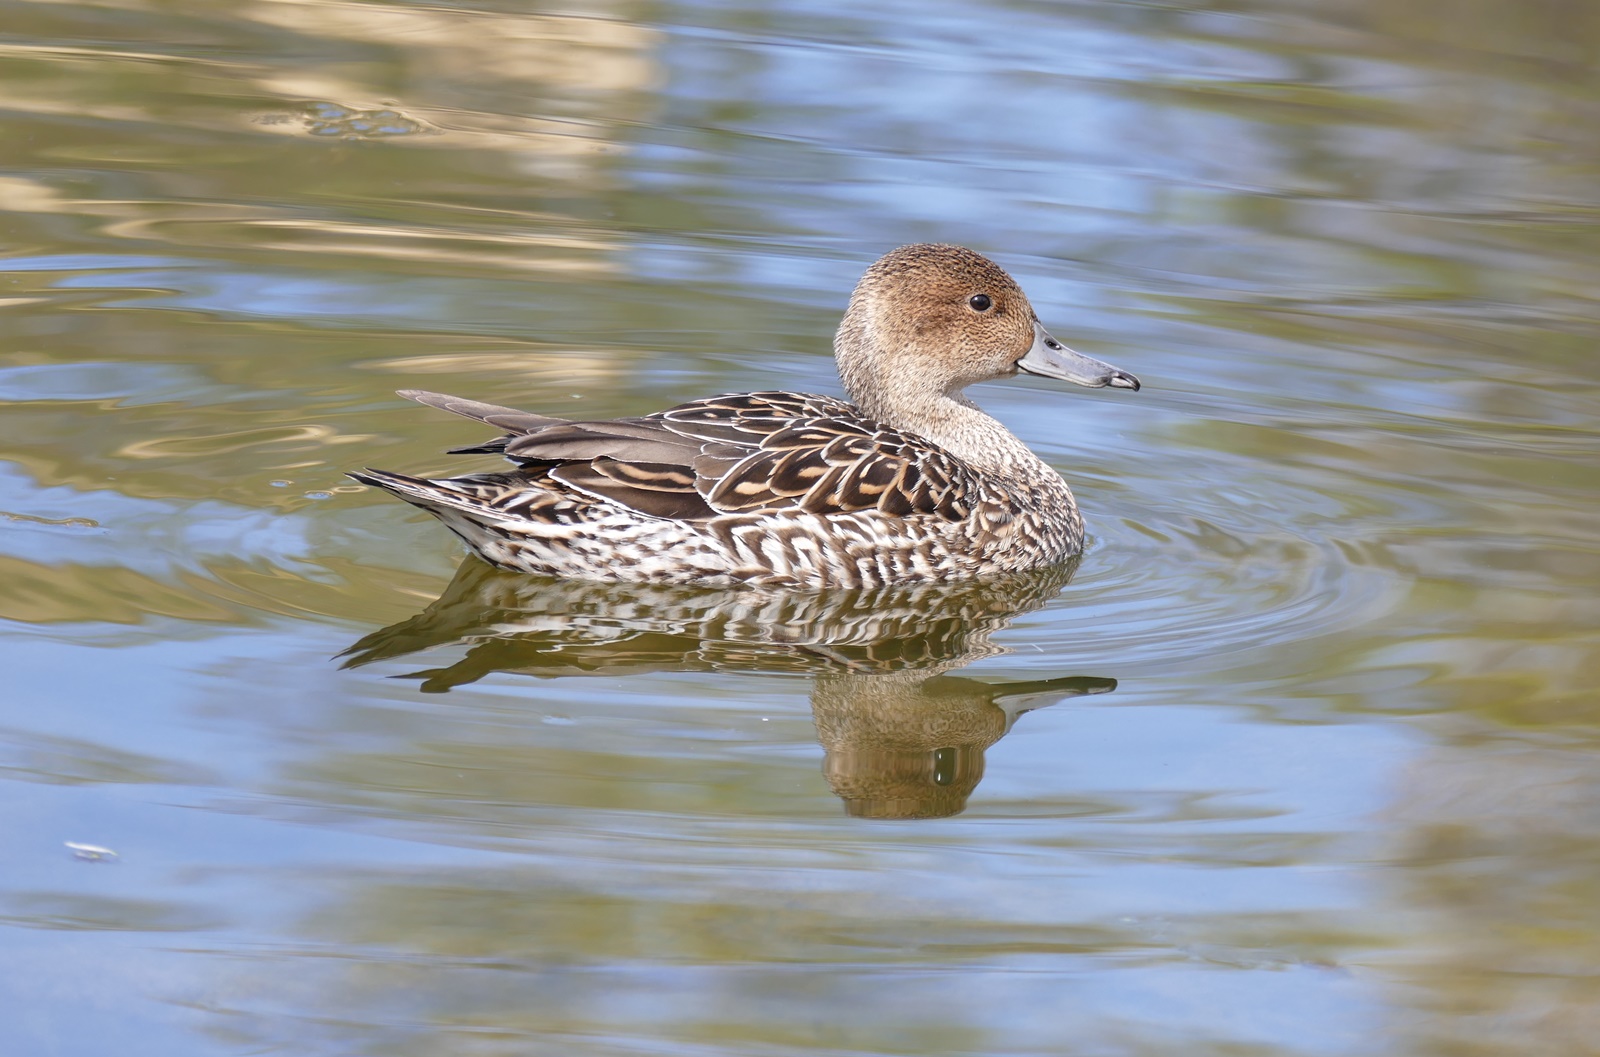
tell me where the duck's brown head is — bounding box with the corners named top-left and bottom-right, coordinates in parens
top-left (834, 243), bottom-right (1139, 424)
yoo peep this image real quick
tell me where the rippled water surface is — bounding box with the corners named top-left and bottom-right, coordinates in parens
top-left (3, 1), bottom-right (1599, 1054)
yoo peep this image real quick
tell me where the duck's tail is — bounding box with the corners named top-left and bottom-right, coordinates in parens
top-left (348, 468), bottom-right (490, 517)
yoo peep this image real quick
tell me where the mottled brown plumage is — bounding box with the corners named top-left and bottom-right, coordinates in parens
top-left (350, 244), bottom-right (1140, 586)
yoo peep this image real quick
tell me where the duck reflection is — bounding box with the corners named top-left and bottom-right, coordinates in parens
top-left (342, 558), bottom-right (1115, 819)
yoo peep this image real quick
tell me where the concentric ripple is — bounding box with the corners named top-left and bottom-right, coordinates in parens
top-left (996, 425), bottom-right (1417, 675)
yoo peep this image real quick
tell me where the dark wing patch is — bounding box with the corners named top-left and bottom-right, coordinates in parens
top-left (769, 446), bottom-right (836, 495)
top-left (551, 460), bottom-right (715, 520)
top-left (671, 395), bottom-right (974, 521)
top-left (410, 388), bottom-right (975, 523)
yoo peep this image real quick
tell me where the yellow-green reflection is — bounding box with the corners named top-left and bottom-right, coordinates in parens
top-left (0, 0), bottom-right (1598, 1054)
top-left (344, 557), bottom-right (1114, 820)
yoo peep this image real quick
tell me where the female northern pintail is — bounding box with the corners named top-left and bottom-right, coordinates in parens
top-left (351, 244), bottom-right (1140, 588)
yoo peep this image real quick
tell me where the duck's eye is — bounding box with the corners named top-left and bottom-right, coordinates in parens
top-left (968, 294), bottom-right (993, 312)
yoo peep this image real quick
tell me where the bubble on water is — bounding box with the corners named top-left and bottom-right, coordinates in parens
top-left (66, 842), bottom-right (118, 863)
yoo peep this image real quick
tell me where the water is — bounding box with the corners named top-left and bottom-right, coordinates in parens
top-left (2, 1), bottom-right (1598, 1054)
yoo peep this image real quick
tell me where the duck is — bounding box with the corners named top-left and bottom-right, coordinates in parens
top-left (349, 243), bottom-right (1140, 588)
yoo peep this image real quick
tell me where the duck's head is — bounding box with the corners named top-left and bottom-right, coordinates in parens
top-left (834, 243), bottom-right (1139, 423)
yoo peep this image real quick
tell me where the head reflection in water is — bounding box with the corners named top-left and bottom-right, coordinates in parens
top-left (813, 669), bottom-right (1111, 820)
top-left (341, 558), bottom-right (1116, 820)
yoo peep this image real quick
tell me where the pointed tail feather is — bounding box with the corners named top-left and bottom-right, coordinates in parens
top-left (397, 389), bottom-right (567, 433)
top-left (397, 389), bottom-right (528, 421)
top-left (347, 468), bottom-right (489, 516)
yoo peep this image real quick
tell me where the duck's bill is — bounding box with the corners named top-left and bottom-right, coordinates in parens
top-left (1018, 323), bottom-right (1141, 390)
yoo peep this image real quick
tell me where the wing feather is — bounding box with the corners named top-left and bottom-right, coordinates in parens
top-left (550, 461), bottom-right (715, 520)
top-left (408, 389), bottom-right (976, 523)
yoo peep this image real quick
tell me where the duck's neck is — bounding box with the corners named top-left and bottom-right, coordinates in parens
top-left (856, 385), bottom-right (1062, 487)
top-left (835, 310), bottom-right (1064, 486)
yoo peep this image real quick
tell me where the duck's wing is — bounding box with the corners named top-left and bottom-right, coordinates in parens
top-left (406, 389), bottom-right (977, 523)
top-left (663, 392), bottom-right (977, 521)
top-left (533, 391), bottom-right (979, 522)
